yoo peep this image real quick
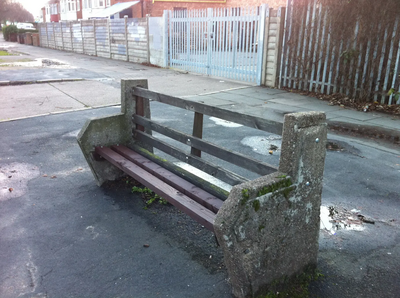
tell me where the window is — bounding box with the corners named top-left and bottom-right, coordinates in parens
top-left (50, 3), bottom-right (58, 14)
top-left (77, 0), bottom-right (80, 11)
top-left (46, 6), bottom-right (49, 15)
top-left (83, 0), bottom-right (92, 9)
top-left (106, 0), bottom-right (110, 6)
top-left (67, 0), bottom-right (75, 12)
top-left (60, 0), bottom-right (65, 13)
top-left (92, 0), bottom-right (105, 8)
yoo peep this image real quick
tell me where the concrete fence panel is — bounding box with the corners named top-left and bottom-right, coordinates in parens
top-left (38, 17), bottom-right (154, 65)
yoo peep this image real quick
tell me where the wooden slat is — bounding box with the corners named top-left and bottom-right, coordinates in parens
top-left (132, 87), bottom-right (284, 135)
top-left (133, 131), bottom-right (248, 188)
top-left (131, 143), bottom-right (233, 201)
top-left (191, 112), bottom-right (203, 157)
top-left (111, 145), bottom-right (223, 213)
top-left (95, 146), bottom-right (216, 231)
top-left (133, 115), bottom-right (278, 176)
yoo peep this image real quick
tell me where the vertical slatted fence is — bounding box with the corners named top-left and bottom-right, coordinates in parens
top-left (280, 0), bottom-right (400, 105)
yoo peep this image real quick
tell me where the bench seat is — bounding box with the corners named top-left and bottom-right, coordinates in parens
top-left (95, 145), bottom-right (224, 231)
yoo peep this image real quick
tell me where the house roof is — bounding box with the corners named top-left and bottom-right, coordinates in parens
top-left (91, 1), bottom-right (140, 18)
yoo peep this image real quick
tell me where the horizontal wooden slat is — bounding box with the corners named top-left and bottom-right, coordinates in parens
top-left (95, 146), bottom-right (216, 231)
top-left (133, 115), bottom-right (278, 176)
top-left (132, 87), bottom-right (283, 135)
top-left (133, 131), bottom-right (248, 192)
top-left (111, 145), bottom-right (223, 213)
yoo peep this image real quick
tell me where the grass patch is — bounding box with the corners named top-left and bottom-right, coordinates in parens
top-left (0, 50), bottom-right (13, 56)
top-left (0, 58), bottom-right (35, 64)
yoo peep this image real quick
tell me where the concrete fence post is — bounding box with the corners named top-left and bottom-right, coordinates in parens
top-left (124, 15), bottom-right (129, 62)
top-left (53, 22), bottom-right (56, 49)
top-left (80, 19), bottom-right (85, 54)
top-left (46, 23), bottom-right (49, 48)
top-left (146, 14), bottom-right (150, 64)
top-left (93, 19), bottom-right (97, 56)
top-left (70, 21), bottom-right (74, 52)
top-left (261, 7), bottom-right (271, 86)
top-left (214, 111), bottom-right (327, 298)
top-left (163, 10), bottom-right (169, 67)
top-left (108, 18), bottom-right (112, 59)
top-left (60, 21), bottom-right (64, 50)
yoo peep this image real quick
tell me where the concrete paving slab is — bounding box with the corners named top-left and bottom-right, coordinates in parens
top-left (251, 87), bottom-right (287, 95)
top-left (185, 95), bottom-right (234, 106)
top-left (51, 81), bottom-right (121, 107)
top-left (203, 91), bottom-right (250, 101)
top-left (0, 68), bottom-right (105, 82)
top-left (328, 109), bottom-right (383, 121)
top-left (268, 92), bottom-right (313, 100)
top-left (224, 90), bottom-right (279, 101)
top-left (267, 97), bottom-right (318, 106)
top-left (261, 102), bottom-right (313, 113)
top-left (366, 116), bottom-right (400, 130)
top-left (287, 101), bottom-right (345, 112)
top-left (0, 84), bottom-right (86, 121)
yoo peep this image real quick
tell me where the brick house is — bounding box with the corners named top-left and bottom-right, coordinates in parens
top-left (143, 0), bottom-right (287, 17)
top-left (42, 0), bottom-right (285, 22)
top-left (43, 0), bottom-right (61, 22)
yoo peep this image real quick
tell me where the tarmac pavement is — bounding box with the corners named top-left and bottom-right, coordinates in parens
top-left (1, 39), bottom-right (400, 297)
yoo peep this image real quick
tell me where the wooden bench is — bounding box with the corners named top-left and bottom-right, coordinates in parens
top-left (78, 79), bottom-right (328, 297)
top-left (83, 79), bottom-right (282, 232)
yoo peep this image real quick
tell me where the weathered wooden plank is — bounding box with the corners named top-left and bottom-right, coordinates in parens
top-left (133, 115), bottom-right (278, 176)
top-left (191, 112), bottom-right (203, 157)
top-left (95, 146), bottom-right (216, 231)
top-left (111, 145), bottom-right (223, 213)
top-left (132, 131), bottom-right (247, 187)
top-left (132, 87), bottom-right (283, 135)
top-left (130, 143), bottom-right (232, 201)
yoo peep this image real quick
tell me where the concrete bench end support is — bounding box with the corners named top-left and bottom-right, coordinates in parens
top-left (77, 79), bottom-right (149, 186)
top-left (214, 112), bottom-right (327, 298)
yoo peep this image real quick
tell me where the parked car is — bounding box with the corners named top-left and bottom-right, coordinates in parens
top-left (16, 23), bottom-right (36, 31)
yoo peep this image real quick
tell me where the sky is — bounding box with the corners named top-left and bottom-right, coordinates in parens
top-left (16, 0), bottom-right (48, 17)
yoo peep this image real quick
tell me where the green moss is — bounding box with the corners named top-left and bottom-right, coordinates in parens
top-left (258, 224), bottom-right (265, 232)
top-left (276, 174), bottom-right (287, 178)
top-left (257, 179), bottom-right (293, 197)
top-left (253, 199), bottom-right (260, 212)
top-left (282, 186), bottom-right (296, 199)
top-left (241, 188), bottom-right (250, 206)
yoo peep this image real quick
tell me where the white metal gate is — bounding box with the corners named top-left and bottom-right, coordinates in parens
top-left (167, 5), bottom-right (267, 85)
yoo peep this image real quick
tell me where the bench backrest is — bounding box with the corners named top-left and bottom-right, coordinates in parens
top-left (130, 86), bottom-right (281, 200)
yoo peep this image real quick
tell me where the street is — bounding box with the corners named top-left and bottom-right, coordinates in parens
top-left (0, 41), bottom-right (399, 297)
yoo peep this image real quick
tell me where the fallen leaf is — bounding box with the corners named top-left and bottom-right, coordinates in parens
top-left (8, 188), bottom-right (13, 192)
top-left (76, 168), bottom-right (83, 171)
top-left (143, 244), bottom-right (150, 248)
top-left (51, 175), bottom-right (57, 179)
top-left (42, 174), bottom-right (48, 177)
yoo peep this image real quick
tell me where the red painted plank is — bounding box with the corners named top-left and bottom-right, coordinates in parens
top-left (110, 145), bottom-right (223, 213)
top-left (95, 146), bottom-right (216, 231)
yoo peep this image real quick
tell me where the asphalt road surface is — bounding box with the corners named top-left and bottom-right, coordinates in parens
top-left (1, 41), bottom-right (399, 297)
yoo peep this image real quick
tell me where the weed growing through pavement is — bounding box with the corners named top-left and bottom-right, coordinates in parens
top-left (132, 186), bottom-right (168, 209)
